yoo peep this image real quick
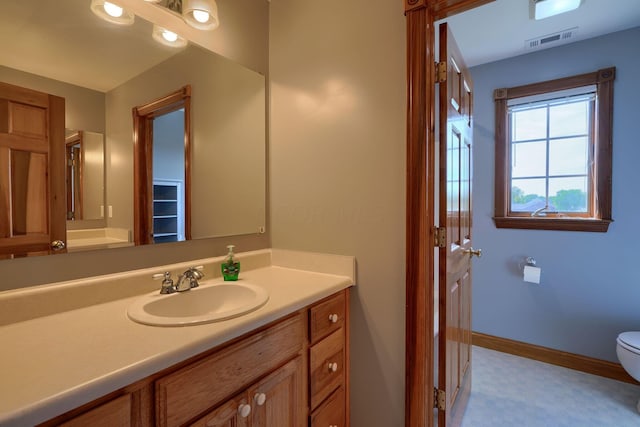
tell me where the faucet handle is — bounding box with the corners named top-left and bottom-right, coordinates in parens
top-left (156, 271), bottom-right (176, 294)
top-left (188, 266), bottom-right (205, 280)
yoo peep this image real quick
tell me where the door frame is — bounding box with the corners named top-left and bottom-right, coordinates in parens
top-left (404, 1), bottom-right (493, 426)
top-left (132, 85), bottom-right (192, 245)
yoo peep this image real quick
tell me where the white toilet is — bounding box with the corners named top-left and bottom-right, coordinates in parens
top-left (616, 332), bottom-right (640, 413)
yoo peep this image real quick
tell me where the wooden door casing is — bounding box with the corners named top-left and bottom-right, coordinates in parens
top-left (438, 22), bottom-right (474, 427)
top-left (0, 82), bottom-right (65, 257)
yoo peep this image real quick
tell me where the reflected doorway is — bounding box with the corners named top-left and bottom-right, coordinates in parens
top-left (152, 109), bottom-right (186, 243)
top-left (133, 85), bottom-right (191, 245)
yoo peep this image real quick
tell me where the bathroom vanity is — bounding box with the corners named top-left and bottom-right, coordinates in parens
top-left (0, 249), bottom-right (354, 427)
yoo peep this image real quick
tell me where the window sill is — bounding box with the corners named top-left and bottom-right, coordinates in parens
top-left (493, 217), bottom-right (612, 232)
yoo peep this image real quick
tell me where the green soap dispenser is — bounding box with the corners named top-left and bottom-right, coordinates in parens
top-left (221, 245), bottom-right (240, 281)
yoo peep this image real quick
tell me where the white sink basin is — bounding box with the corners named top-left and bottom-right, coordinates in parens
top-left (127, 281), bottom-right (269, 326)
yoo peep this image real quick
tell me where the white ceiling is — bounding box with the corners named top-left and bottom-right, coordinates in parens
top-left (441, 0), bottom-right (640, 67)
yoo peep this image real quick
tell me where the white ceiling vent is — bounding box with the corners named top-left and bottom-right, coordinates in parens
top-left (525, 27), bottom-right (579, 50)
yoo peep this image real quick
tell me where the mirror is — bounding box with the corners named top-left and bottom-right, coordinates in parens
top-left (65, 130), bottom-right (105, 222)
top-left (0, 0), bottom-right (266, 255)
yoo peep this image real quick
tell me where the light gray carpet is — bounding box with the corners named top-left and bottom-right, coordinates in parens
top-left (461, 346), bottom-right (640, 427)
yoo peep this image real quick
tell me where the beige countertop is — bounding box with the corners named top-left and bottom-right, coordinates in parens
top-left (0, 250), bottom-right (354, 426)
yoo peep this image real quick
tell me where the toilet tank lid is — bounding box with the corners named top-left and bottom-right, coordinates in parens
top-left (618, 332), bottom-right (640, 350)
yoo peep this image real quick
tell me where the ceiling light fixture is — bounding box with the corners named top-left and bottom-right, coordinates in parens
top-left (152, 24), bottom-right (188, 48)
top-left (532, 0), bottom-right (582, 20)
top-left (182, 0), bottom-right (219, 30)
top-left (90, 0), bottom-right (135, 25)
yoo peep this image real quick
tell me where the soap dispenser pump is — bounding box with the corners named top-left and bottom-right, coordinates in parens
top-left (221, 245), bottom-right (240, 281)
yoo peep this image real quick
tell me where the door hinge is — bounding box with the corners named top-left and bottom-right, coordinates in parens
top-left (434, 387), bottom-right (446, 411)
top-left (436, 61), bottom-right (447, 83)
top-left (434, 227), bottom-right (446, 248)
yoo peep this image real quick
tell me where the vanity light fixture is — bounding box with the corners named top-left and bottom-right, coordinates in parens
top-left (152, 24), bottom-right (188, 48)
top-left (182, 0), bottom-right (219, 30)
top-left (90, 0), bottom-right (135, 25)
top-left (532, 0), bottom-right (582, 20)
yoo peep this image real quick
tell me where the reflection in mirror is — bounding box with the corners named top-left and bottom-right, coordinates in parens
top-left (153, 109), bottom-right (186, 244)
top-left (0, 0), bottom-right (266, 258)
top-left (65, 130), bottom-right (105, 221)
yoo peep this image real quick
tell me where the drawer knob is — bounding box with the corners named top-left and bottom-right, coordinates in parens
top-left (328, 362), bottom-right (338, 372)
top-left (328, 313), bottom-right (339, 323)
top-left (254, 392), bottom-right (267, 406)
top-left (238, 403), bottom-right (251, 418)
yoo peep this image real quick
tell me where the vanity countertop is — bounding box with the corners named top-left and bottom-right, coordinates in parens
top-left (0, 251), bottom-right (354, 427)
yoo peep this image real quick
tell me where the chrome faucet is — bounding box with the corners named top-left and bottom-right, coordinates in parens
top-left (175, 267), bottom-right (205, 292)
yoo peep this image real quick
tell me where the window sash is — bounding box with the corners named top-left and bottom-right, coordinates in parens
top-left (506, 93), bottom-right (595, 217)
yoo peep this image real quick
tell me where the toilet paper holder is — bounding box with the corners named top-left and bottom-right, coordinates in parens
top-left (525, 257), bottom-right (536, 267)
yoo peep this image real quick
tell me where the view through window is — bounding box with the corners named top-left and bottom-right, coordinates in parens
top-left (508, 88), bottom-right (594, 216)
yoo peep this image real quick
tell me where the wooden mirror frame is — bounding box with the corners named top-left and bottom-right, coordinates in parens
top-left (403, 1), bottom-right (494, 426)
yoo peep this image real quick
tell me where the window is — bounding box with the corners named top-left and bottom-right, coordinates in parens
top-left (493, 67), bottom-right (615, 232)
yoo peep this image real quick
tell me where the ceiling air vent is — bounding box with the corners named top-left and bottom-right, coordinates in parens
top-left (525, 27), bottom-right (578, 50)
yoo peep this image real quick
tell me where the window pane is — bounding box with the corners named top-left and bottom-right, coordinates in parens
top-left (512, 108), bottom-right (547, 141)
top-left (549, 177), bottom-right (588, 212)
top-left (511, 178), bottom-right (546, 212)
top-left (512, 141), bottom-right (546, 178)
top-left (549, 137), bottom-right (588, 176)
top-left (549, 101), bottom-right (588, 138)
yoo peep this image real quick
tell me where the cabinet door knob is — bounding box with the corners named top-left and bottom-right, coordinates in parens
top-left (238, 403), bottom-right (251, 418)
top-left (328, 313), bottom-right (339, 323)
top-left (328, 362), bottom-right (338, 372)
top-left (254, 392), bottom-right (267, 406)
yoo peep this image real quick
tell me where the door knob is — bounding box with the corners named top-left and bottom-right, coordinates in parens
top-left (51, 240), bottom-right (66, 251)
top-left (463, 247), bottom-right (482, 258)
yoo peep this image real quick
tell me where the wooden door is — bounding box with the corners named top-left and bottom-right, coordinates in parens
top-left (437, 22), bottom-right (477, 427)
top-left (250, 357), bottom-right (304, 427)
top-left (0, 82), bottom-right (65, 257)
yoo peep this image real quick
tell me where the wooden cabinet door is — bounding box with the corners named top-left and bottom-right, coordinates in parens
top-left (190, 393), bottom-right (250, 427)
top-left (250, 357), bottom-right (304, 427)
top-left (0, 82), bottom-right (65, 257)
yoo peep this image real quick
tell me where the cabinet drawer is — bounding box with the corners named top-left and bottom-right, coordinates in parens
top-left (309, 291), bottom-right (345, 344)
top-left (311, 386), bottom-right (345, 427)
top-left (59, 394), bottom-right (131, 427)
top-left (156, 314), bottom-right (303, 427)
top-left (310, 327), bottom-right (344, 409)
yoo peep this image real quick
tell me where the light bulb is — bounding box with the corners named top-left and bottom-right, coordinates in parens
top-left (103, 1), bottom-right (124, 18)
top-left (162, 30), bottom-right (179, 43)
top-left (192, 9), bottom-right (210, 23)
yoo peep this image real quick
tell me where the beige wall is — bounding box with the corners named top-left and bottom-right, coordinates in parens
top-left (81, 131), bottom-right (105, 220)
top-left (269, 0), bottom-right (407, 425)
top-left (106, 45), bottom-right (265, 238)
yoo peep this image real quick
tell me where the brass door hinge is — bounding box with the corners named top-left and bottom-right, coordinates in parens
top-left (434, 227), bottom-right (446, 248)
top-left (436, 61), bottom-right (447, 83)
top-left (434, 387), bottom-right (446, 410)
